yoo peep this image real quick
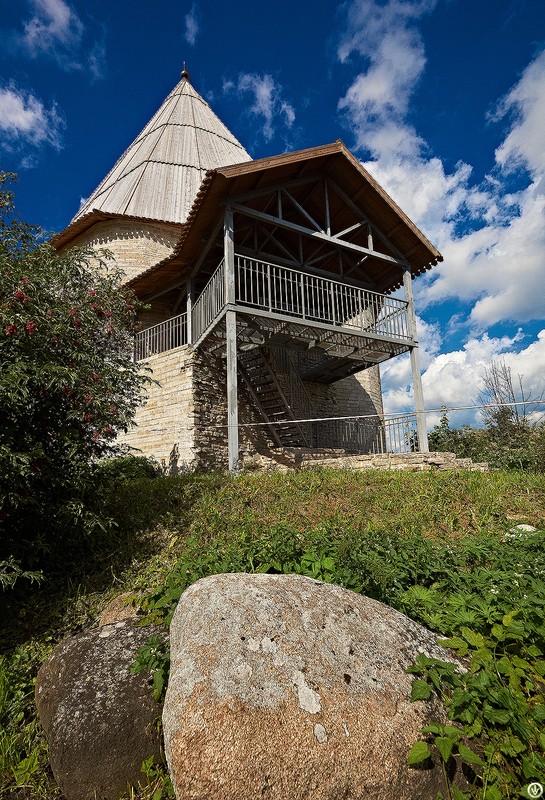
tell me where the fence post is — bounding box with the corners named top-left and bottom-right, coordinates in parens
top-left (186, 279), bottom-right (193, 345)
top-left (403, 268), bottom-right (429, 452)
top-left (224, 207), bottom-right (239, 473)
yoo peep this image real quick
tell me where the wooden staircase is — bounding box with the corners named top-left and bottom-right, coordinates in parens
top-left (238, 347), bottom-right (314, 448)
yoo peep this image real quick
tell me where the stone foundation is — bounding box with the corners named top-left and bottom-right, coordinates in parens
top-left (119, 345), bottom-right (389, 471)
top-left (118, 345), bottom-right (196, 471)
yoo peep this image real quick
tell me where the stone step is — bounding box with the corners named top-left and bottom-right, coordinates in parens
top-left (244, 450), bottom-right (489, 472)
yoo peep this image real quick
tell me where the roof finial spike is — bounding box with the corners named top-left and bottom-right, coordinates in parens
top-left (181, 62), bottom-right (191, 82)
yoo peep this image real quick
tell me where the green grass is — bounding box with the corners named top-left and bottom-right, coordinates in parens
top-left (1, 467), bottom-right (545, 798)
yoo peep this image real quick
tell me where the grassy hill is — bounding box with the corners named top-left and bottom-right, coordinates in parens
top-left (2, 466), bottom-right (545, 798)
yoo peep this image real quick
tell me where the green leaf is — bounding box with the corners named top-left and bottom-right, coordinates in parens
top-left (439, 636), bottom-right (469, 656)
top-left (410, 679), bottom-right (432, 701)
top-left (452, 787), bottom-right (471, 800)
top-left (483, 786), bottom-right (503, 800)
top-left (435, 736), bottom-right (454, 763)
top-left (502, 609), bottom-right (523, 626)
top-left (460, 626), bottom-right (486, 649)
top-left (491, 624), bottom-right (506, 641)
top-left (407, 741), bottom-right (432, 765)
top-left (457, 743), bottom-right (484, 766)
top-left (421, 722), bottom-right (444, 735)
top-left (483, 706), bottom-right (511, 725)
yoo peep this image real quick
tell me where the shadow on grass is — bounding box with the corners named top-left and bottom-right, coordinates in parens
top-left (0, 471), bottom-right (227, 655)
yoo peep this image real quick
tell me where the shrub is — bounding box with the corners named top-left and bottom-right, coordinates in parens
top-left (0, 173), bottom-right (148, 577)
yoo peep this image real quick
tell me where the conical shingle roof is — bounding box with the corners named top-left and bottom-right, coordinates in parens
top-left (73, 74), bottom-right (251, 226)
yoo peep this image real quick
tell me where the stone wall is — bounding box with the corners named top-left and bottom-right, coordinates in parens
top-left (304, 366), bottom-right (384, 451)
top-left (63, 219), bottom-right (181, 284)
top-left (192, 349), bottom-right (274, 470)
top-left (118, 346), bottom-right (195, 471)
top-left (121, 346), bottom-right (386, 471)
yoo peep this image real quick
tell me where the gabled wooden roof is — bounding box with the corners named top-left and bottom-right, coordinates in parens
top-left (128, 140), bottom-right (442, 298)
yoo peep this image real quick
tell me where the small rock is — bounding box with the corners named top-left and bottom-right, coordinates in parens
top-left (98, 591), bottom-right (140, 626)
top-left (36, 621), bottom-right (165, 800)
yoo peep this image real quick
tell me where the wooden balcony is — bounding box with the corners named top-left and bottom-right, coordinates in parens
top-left (135, 255), bottom-right (414, 378)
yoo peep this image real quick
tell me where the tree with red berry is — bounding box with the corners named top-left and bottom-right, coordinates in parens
top-left (0, 173), bottom-right (148, 583)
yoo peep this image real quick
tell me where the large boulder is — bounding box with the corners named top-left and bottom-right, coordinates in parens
top-left (36, 620), bottom-right (164, 800)
top-left (163, 573), bottom-right (462, 800)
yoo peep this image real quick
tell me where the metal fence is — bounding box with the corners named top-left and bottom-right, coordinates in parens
top-left (134, 313), bottom-right (187, 360)
top-left (311, 413), bottom-right (417, 454)
top-left (235, 255), bottom-right (410, 340)
top-left (192, 259), bottom-right (225, 343)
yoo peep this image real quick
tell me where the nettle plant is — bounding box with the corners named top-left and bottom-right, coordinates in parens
top-left (401, 531), bottom-right (545, 799)
top-left (0, 173), bottom-right (147, 569)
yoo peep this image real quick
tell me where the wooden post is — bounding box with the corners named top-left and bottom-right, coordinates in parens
top-left (403, 268), bottom-right (429, 452)
top-left (186, 279), bottom-right (193, 345)
top-left (224, 207), bottom-right (239, 472)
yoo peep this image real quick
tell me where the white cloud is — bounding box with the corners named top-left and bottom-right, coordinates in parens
top-left (21, 0), bottom-right (83, 61)
top-left (225, 73), bottom-right (295, 142)
top-left (0, 84), bottom-right (64, 152)
top-left (184, 4), bottom-right (199, 46)
top-left (8, 0), bottom-right (106, 77)
top-left (337, 0), bottom-right (545, 331)
top-left (494, 48), bottom-right (545, 177)
top-left (338, 0), bottom-right (437, 160)
top-left (336, 1), bottom-right (545, 422)
top-left (88, 35), bottom-right (107, 82)
top-left (381, 328), bottom-right (545, 428)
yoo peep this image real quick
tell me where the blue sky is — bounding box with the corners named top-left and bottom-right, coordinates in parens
top-left (1, 0), bottom-right (544, 426)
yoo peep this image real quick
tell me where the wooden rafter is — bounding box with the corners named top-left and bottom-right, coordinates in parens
top-left (229, 202), bottom-right (407, 268)
top-left (282, 189), bottom-right (323, 233)
top-left (327, 179), bottom-right (410, 267)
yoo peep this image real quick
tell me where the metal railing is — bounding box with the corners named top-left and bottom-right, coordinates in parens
top-left (134, 313), bottom-right (187, 360)
top-left (268, 348), bottom-right (316, 446)
top-left (192, 259), bottom-right (226, 343)
top-left (134, 254), bottom-right (411, 359)
top-left (314, 413), bottom-right (417, 454)
top-left (235, 255), bottom-right (410, 340)
top-left (384, 414), bottom-right (419, 453)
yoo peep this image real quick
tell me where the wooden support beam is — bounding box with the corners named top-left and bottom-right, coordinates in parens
top-left (224, 207), bottom-right (236, 304)
top-left (224, 208), bottom-right (239, 473)
top-left (227, 173), bottom-right (323, 205)
top-left (189, 217), bottom-right (224, 279)
top-left (403, 268), bottom-right (428, 452)
top-left (324, 180), bottom-right (331, 236)
top-left (282, 189), bottom-right (323, 232)
top-left (142, 281), bottom-right (185, 302)
top-left (256, 222), bottom-right (299, 263)
top-left (327, 179), bottom-right (411, 267)
top-left (226, 309), bottom-right (239, 473)
top-left (333, 221), bottom-right (365, 239)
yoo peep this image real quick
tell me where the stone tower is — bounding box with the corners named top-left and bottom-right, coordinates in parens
top-left (54, 69), bottom-right (441, 471)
